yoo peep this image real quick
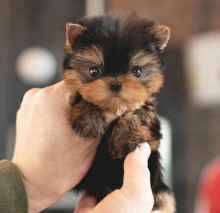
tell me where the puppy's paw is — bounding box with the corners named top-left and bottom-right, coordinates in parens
top-left (108, 113), bottom-right (150, 159)
top-left (71, 101), bottom-right (106, 138)
top-left (108, 136), bottom-right (138, 159)
top-left (73, 115), bottom-right (106, 138)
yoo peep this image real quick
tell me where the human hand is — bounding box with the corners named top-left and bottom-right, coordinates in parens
top-left (74, 143), bottom-right (165, 213)
top-left (12, 81), bottom-right (116, 213)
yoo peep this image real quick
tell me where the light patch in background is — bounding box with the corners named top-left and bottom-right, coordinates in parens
top-left (85, 0), bottom-right (105, 17)
top-left (16, 46), bottom-right (57, 86)
top-left (184, 31), bottom-right (220, 107)
top-left (159, 116), bottom-right (173, 189)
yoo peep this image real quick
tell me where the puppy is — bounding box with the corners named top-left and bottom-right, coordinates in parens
top-left (62, 13), bottom-right (176, 213)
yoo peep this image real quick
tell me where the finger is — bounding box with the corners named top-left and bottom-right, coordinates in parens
top-left (53, 80), bottom-right (78, 105)
top-left (19, 88), bottom-right (41, 110)
top-left (37, 81), bottom-right (77, 106)
top-left (22, 88), bottom-right (41, 102)
top-left (74, 192), bottom-right (97, 213)
top-left (104, 112), bottom-right (117, 126)
top-left (16, 109), bottom-right (21, 120)
top-left (104, 106), bottom-right (128, 126)
top-left (122, 143), bottom-right (152, 195)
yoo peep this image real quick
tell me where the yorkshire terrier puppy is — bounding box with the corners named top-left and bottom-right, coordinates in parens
top-left (62, 13), bottom-right (176, 213)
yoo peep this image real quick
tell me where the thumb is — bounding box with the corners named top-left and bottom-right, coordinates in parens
top-left (74, 192), bottom-right (97, 213)
top-left (120, 143), bottom-right (154, 212)
top-left (122, 143), bottom-right (152, 195)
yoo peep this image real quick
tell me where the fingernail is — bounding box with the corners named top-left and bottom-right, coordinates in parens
top-left (138, 143), bottom-right (151, 158)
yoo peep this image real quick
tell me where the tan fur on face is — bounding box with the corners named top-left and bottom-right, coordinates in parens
top-left (130, 51), bottom-right (159, 67)
top-left (147, 71), bottom-right (164, 93)
top-left (62, 69), bottom-right (83, 91)
top-left (63, 70), bottom-right (164, 114)
top-left (74, 45), bottom-right (104, 65)
top-left (79, 75), bottom-right (150, 114)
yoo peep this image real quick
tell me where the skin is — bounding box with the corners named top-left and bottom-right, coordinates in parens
top-left (12, 81), bottom-right (165, 213)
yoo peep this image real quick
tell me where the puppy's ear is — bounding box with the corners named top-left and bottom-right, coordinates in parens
top-left (154, 26), bottom-right (170, 51)
top-left (66, 23), bottom-right (86, 47)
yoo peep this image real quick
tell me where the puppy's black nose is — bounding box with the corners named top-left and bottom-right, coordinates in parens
top-left (110, 81), bottom-right (122, 92)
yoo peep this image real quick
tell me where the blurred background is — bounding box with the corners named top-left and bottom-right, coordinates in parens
top-left (1, 0), bottom-right (220, 212)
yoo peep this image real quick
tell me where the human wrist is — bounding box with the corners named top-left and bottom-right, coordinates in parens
top-left (12, 160), bottom-right (65, 213)
top-left (23, 178), bottom-right (62, 213)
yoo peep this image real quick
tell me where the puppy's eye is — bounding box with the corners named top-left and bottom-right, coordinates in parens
top-left (131, 66), bottom-right (142, 78)
top-left (89, 67), bottom-right (101, 77)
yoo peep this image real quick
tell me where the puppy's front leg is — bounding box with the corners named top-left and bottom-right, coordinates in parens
top-left (71, 99), bottom-right (106, 138)
top-left (108, 110), bottom-right (151, 159)
top-left (108, 102), bottom-right (161, 159)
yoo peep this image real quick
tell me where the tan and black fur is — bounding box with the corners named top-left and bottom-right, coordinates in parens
top-left (62, 13), bottom-right (176, 213)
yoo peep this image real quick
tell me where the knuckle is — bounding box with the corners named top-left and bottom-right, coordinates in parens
top-left (23, 88), bottom-right (40, 101)
top-left (140, 191), bottom-right (154, 210)
top-left (34, 86), bottom-right (56, 109)
top-left (36, 87), bottom-right (53, 101)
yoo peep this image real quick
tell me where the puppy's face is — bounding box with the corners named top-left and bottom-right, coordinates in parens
top-left (63, 14), bottom-right (170, 114)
